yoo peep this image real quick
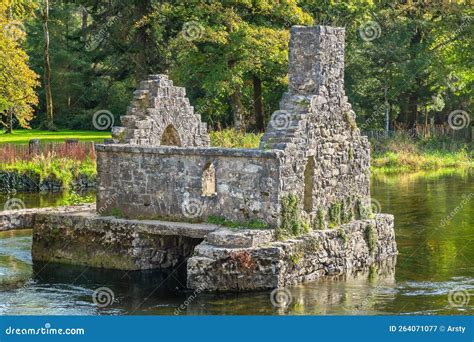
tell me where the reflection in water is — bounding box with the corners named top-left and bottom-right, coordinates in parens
top-left (0, 189), bottom-right (95, 210)
top-left (0, 170), bottom-right (473, 315)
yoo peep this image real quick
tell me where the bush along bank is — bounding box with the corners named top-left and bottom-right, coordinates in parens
top-left (0, 157), bottom-right (96, 193)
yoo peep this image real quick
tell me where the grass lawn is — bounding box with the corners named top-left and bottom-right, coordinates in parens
top-left (0, 129), bottom-right (111, 144)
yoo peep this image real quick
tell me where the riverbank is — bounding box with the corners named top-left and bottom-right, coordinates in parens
top-left (0, 130), bottom-right (471, 194)
top-left (370, 132), bottom-right (472, 174)
top-left (371, 150), bottom-right (472, 174)
top-left (0, 156), bottom-right (96, 193)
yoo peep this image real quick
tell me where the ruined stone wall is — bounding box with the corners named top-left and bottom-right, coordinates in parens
top-left (96, 145), bottom-right (282, 226)
top-left (260, 26), bottom-right (371, 229)
top-left (98, 26), bottom-right (373, 231)
top-left (111, 74), bottom-right (210, 147)
top-left (187, 214), bottom-right (396, 291)
top-left (32, 212), bottom-right (207, 270)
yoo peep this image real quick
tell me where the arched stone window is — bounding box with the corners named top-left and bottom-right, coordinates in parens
top-left (303, 156), bottom-right (315, 213)
top-left (202, 162), bottom-right (216, 196)
top-left (160, 124), bottom-right (182, 146)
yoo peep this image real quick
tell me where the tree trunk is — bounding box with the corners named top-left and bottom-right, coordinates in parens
top-left (5, 109), bottom-right (13, 134)
top-left (384, 85), bottom-right (389, 137)
top-left (407, 93), bottom-right (418, 128)
top-left (43, 0), bottom-right (54, 130)
top-left (135, 0), bottom-right (152, 82)
top-left (253, 76), bottom-right (265, 132)
top-left (81, 6), bottom-right (88, 43)
top-left (404, 26), bottom-right (422, 129)
top-left (231, 89), bottom-right (244, 132)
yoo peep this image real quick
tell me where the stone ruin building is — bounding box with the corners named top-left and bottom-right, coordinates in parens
top-left (99, 25), bottom-right (370, 230)
top-left (28, 25), bottom-right (397, 291)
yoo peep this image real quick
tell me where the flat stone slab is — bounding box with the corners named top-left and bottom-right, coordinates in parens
top-left (0, 204), bottom-right (94, 231)
top-left (32, 209), bottom-right (220, 270)
top-left (206, 228), bottom-right (275, 248)
top-left (33, 212), bottom-right (219, 239)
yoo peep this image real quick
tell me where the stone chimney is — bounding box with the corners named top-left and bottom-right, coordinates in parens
top-left (288, 26), bottom-right (345, 98)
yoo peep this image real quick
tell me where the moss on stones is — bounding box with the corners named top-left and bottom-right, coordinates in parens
top-left (206, 215), bottom-right (268, 230)
top-left (277, 194), bottom-right (307, 240)
top-left (337, 228), bottom-right (349, 244)
top-left (290, 251), bottom-right (304, 266)
top-left (313, 208), bottom-right (325, 230)
top-left (328, 202), bottom-right (341, 227)
top-left (364, 224), bottom-right (378, 257)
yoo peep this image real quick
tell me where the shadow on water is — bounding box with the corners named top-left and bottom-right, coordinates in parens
top-left (32, 262), bottom-right (188, 314)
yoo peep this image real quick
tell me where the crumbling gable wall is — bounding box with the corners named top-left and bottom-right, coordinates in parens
top-left (260, 26), bottom-right (371, 228)
top-left (112, 74), bottom-right (210, 147)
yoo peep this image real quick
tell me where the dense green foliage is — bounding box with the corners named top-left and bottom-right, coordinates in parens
top-left (370, 131), bottom-right (472, 173)
top-left (2, 0), bottom-right (471, 132)
top-left (0, 0), bottom-right (39, 132)
top-left (206, 215), bottom-right (267, 229)
top-left (2, 154), bottom-right (96, 189)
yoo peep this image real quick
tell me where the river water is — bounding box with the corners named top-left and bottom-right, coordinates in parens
top-left (0, 170), bottom-right (473, 315)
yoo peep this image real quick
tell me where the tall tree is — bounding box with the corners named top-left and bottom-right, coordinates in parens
top-left (164, 0), bottom-right (312, 130)
top-left (41, 0), bottom-right (54, 130)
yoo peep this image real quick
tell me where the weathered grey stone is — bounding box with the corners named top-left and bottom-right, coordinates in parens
top-left (95, 145), bottom-right (282, 227)
top-left (31, 209), bottom-right (217, 270)
top-left (111, 74), bottom-right (210, 147)
top-left (0, 204), bottom-right (93, 231)
top-left (259, 25), bottom-right (371, 226)
top-left (206, 228), bottom-right (275, 248)
top-left (187, 215), bottom-right (397, 291)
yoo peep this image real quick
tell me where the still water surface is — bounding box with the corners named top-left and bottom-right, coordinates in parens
top-left (1, 170), bottom-right (473, 315)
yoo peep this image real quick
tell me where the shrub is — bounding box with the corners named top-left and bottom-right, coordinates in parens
top-left (210, 129), bottom-right (262, 149)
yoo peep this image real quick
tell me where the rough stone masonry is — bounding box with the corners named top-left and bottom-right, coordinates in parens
top-left (31, 25), bottom-right (397, 291)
